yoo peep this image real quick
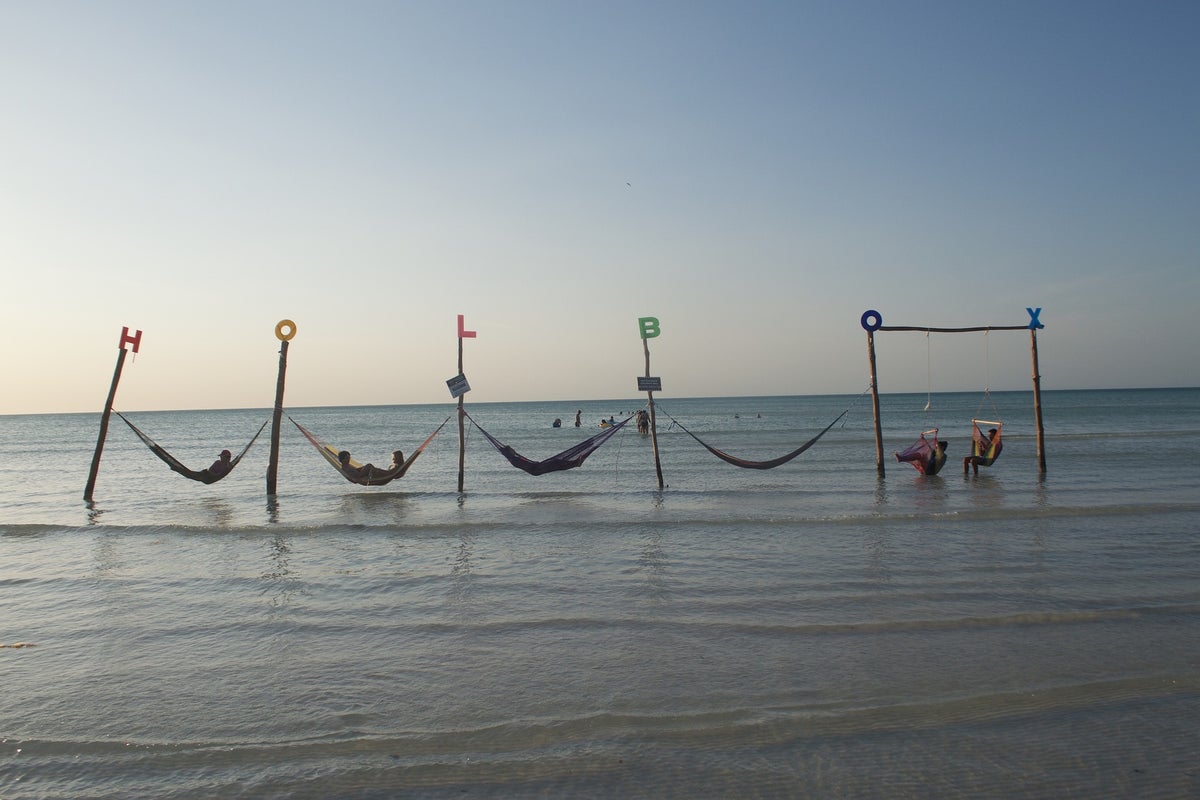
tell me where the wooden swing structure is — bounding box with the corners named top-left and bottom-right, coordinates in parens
top-left (85, 320), bottom-right (298, 501)
top-left (861, 308), bottom-right (1047, 476)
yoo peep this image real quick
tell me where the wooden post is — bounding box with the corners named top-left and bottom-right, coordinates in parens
top-left (455, 314), bottom-right (476, 494)
top-left (84, 326), bottom-right (141, 501)
top-left (866, 329), bottom-right (884, 476)
top-left (266, 319), bottom-right (296, 496)
top-left (457, 334), bottom-right (466, 493)
top-left (1030, 328), bottom-right (1047, 473)
top-left (643, 336), bottom-right (665, 490)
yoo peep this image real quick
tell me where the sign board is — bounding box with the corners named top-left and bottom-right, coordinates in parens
top-left (446, 373), bottom-right (471, 399)
top-left (637, 376), bottom-right (662, 392)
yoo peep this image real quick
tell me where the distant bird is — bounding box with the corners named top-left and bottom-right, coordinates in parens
top-left (626, 182), bottom-right (631, 187)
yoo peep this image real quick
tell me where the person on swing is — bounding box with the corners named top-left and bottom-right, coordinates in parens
top-left (926, 439), bottom-right (949, 475)
top-left (963, 428), bottom-right (1000, 475)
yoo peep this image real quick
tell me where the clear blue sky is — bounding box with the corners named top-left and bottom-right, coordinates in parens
top-left (3, 1), bottom-right (1197, 414)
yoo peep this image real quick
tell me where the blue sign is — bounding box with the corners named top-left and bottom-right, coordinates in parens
top-left (637, 376), bottom-right (662, 392)
top-left (446, 373), bottom-right (471, 399)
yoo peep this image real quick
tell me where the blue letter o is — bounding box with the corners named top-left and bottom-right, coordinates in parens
top-left (860, 310), bottom-right (883, 332)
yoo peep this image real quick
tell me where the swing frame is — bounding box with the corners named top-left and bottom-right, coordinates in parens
top-left (860, 311), bottom-right (1047, 475)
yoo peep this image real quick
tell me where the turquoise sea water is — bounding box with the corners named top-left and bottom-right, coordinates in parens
top-left (2, 389), bottom-right (1198, 798)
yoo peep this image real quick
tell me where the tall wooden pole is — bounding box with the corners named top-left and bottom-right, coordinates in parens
top-left (455, 315), bottom-right (476, 494)
top-left (267, 320), bottom-right (296, 496)
top-left (643, 336), bottom-right (665, 490)
top-left (84, 326), bottom-right (141, 501)
top-left (457, 335), bottom-right (466, 493)
top-left (866, 329), bottom-right (884, 476)
top-left (1030, 328), bottom-right (1047, 474)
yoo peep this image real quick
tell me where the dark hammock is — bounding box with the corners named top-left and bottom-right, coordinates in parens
top-left (290, 415), bottom-right (451, 486)
top-left (467, 411), bottom-right (633, 475)
top-left (969, 419), bottom-right (1003, 467)
top-left (659, 408), bottom-right (847, 469)
top-left (895, 428), bottom-right (946, 475)
top-left (116, 412), bottom-right (268, 484)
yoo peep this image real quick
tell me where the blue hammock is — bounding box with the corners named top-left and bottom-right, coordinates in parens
top-left (467, 412), bottom-right (633, 475)
top-left (658, 408), bottom-right (847, 469)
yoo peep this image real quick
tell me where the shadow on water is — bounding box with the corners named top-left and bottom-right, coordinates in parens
top-left (1033, 472), bottom-right (1050, 509)
top-left (912, 474), bottom-right (951, 514)
top-left (262, 534), bottom-right (299, 609)
top-left (864, 477), bottom-right (893, 584)
top-left (636, 528), bottom-right (672, 603)
top-left (866, 527), bottom-right (892, 586)
top-left (198, 497), bottom-right (234, 528)
top-left (337, 490), bottom-right (413, 525)
top-left (873, 475), bottom-right (889, 508)
top-left (90, 533), bottom-right (122, 576)
top-left (963, 473), bottom-right (1008, 511)
top-left (444, 534), bottom-right (475, 619)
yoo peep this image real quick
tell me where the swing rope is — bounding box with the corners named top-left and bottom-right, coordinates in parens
top-left (983, 328), bottom-right (991, 394)
top-left (924, 331), bottom-right (932, 412)
top-left (974, 328), bottom-right (1002, 423)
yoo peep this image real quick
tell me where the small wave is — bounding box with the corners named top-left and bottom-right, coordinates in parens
top-left (345, 602), bottom-right (1200, 639)
top-left (3, 497), bottom-right (1197, 538)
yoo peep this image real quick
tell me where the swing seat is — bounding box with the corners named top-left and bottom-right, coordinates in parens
top-left (968, 419), bottom-right (1003, 468)
top-left (895, 428), bottom-right (946, 475)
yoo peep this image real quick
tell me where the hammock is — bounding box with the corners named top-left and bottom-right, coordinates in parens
top-left (895, 428), bottom-right (947, 475)
top-left (290, 415), bottom-right (451, 486)
top-left (466, 411), bottom-right (633, 475)
top-left (659, 408), bottom-right (847, 469)
top-left (969, 419), bottom-right (1003, 467)
top-left (116, 412), bottom-right (268, 484)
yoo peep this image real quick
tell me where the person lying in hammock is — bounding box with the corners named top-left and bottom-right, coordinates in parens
top-left (204, 449), bottom-right (233, 480)
top-left (338, 449), bottom-right (404, 482)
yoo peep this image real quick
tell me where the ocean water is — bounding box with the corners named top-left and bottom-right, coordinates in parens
top-left (1, 389), bottom-right (1198, 799)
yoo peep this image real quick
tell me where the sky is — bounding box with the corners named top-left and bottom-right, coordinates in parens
top-left (2, 0), bottom-right (1197, 415)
